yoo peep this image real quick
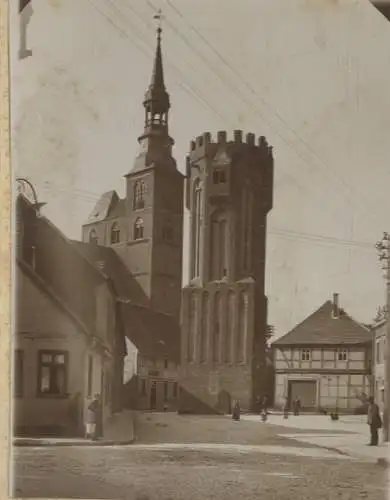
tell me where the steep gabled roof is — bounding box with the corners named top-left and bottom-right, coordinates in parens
top-left (272, 300), bottom-right (372, 346)
top-left (71, 241), bottom-right (148, 306)
top-left (85, 191), bottom-right (125, 224)
top-left (120, 303), bottom-right (180, 362)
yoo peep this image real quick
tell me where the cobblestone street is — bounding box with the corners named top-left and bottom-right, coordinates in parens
top-left (12, 413), bottom-right (389, 499)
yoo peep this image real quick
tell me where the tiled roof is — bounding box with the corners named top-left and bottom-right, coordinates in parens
top-left (86, 191), bottom-right (126, 224)
top-left (373, 2), bottom-right (390, 21)
top-left (272, 301), bottom-right (373, 346)
top-left (120, 303), bottom-right (180, 362)
top-left (71, 241), bottom-right (148, 306)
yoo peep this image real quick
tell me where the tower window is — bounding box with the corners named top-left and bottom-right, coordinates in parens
top-left (213, 168), bottom-right (226, 184)
top-left (89, 229), bottom-right (98, 245)
top-left (134, 181), bottom-right (146, 210)
top-left (134, 218), bottom-right (144, 240)
top-left (110, 223), bottom-right (120, 244)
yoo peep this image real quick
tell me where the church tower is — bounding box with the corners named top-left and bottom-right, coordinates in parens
top-left (123, 25), bottom-right (184, 320)
top-left (179, 131), bottom-right (274, 413)
top-left (82, 26), bottom-right (183, 321)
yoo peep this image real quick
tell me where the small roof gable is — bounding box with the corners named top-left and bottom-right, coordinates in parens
top-left (86, 191), bottom-right (124, 224)
top-left (272, 300), bottom-right (372, 347)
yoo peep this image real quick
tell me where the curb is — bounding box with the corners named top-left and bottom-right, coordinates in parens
top-left (13, 438), bottom-right (136, 448)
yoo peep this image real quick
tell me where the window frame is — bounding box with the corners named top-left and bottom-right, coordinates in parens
top-left (300, 348), bottom-right (311, 361)
top-left (37, 350), bottom-right (69, 398)
top-left (134, 181), bottom-right (146, 211)
top-left (212, 168), bottom-right (227, 184)
top-left (337, 348), bottom-right (348, 362)
top-left (134, 218), bottom-right (145, 240)
top-left (110, 223), bottom-right (120, 244)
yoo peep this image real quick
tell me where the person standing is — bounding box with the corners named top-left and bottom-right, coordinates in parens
top-left (293, 396), bottom-right (301, 416)
top-left (86, 394), bottom-right (100, 441)
top-left (367, 396), bottom-right (382, 446)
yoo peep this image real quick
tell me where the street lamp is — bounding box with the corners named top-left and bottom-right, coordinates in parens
top-left (16, 177), bottom-right (46, 215)
top-left (376, 232), bottom-right (390, 442)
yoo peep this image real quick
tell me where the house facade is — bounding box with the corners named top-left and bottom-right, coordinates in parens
top-left (272, 294), bottom-right (373, 412)
top-left (14, 195), bottom-right (126, 437)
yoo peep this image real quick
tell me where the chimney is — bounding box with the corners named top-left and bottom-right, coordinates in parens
top-left (332, 293), bottom-right (339, 318)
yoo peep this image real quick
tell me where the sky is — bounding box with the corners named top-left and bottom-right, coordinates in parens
top-left (10, 0), bottom-right (390, 338)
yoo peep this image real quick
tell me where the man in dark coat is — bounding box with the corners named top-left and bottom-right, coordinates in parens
top-left (367, 396), bottom-right (382, 446)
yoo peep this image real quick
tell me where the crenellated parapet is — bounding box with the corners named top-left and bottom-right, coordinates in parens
top-left (188, 130), bottom-right (274, 165)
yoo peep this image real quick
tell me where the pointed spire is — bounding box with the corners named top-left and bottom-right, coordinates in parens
top-left (143, 11), bottom-right (170, 115)
top-left (151, 11), bottom-right (165, 89)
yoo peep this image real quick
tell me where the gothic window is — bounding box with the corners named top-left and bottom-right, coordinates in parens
top-left (210, 210), bottom-right (228, 281)
top-left (110, 223), bottom-right (120, 244)
top-left (187, 294), bottom-right (197, 362)
top-left (212, 292), bottom-right (221, 363)
top-left (236, 292), bottom-right (247, 363)
top-left (134, 218), bottom-right (144, 240)
top-left (224, 292), bottom-right (235, 363)
top-left (89, 229), bottom-right (98, 245)
top-left (134, 181), bottom-right (146, 210)
top-left (192, 179), bottom-right (202, 278)
top-left (242, 184), bottom-right (253, 272)
top-left (200, 293), bottom-right (208, 363)
top-left (213, 168), bottom-right (226, 184)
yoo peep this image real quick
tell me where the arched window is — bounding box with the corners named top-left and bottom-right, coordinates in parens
top-left (110, 223), bottom-right (120, 244)
top-left (242, 184), bottom-right (253, 272)
top-left (89, 229), bottom-right (98, 244)
top-left (134, 218), bottom-right (144, 240)
top-left (200, 292), bottom-right (208, 363)
top-left (192, 179), bottom-right (202, 278)
top-left (134, 181), bottom-right (146, 210)
top-left (209, 209), bottom-right (228, 281)
top-left (236, 292), bottom-right (247, 363)
top-left (212, 292), bottom-right (221, 363)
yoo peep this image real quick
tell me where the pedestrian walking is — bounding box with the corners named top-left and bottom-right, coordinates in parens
top-left (293, 396), bottom-right (301, 416)
top-left (283, 397), bottom-right (289, 419)
top-left (367, 396), bottom-right (382, 446)
top-left (86, 394), bottom-right (101, 440)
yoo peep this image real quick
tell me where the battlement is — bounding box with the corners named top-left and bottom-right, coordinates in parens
top-left (189, 130), bottom-right (273, 162)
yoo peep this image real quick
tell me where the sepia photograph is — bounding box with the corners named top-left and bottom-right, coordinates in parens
top-left (4, 0), bottom-right (390, 498)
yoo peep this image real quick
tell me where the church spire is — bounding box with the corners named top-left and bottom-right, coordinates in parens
top-left (141, 13), bottom-right (170, 132)
top-left (133, 12), bottom-right (175, 172)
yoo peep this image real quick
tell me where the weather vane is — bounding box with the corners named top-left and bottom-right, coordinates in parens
top-left (153, 9), bottom-right (164, 34)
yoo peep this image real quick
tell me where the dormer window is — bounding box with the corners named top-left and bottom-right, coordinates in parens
top-left (134, 181), bottom-right (146, 210)
top-left (110, 223), bottom-right (120, 244)
top-left (213, 168), bottom-right (226, 184)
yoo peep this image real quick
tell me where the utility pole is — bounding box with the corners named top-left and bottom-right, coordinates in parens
top-left (376, 232), bottom-right (390, 442)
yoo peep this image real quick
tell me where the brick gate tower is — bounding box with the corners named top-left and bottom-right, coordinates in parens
top-left (179, 130), bottom-right (274, 413)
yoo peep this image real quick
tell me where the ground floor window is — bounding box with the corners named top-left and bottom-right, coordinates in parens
top-left (37, 350), bottom-right (68, 396)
